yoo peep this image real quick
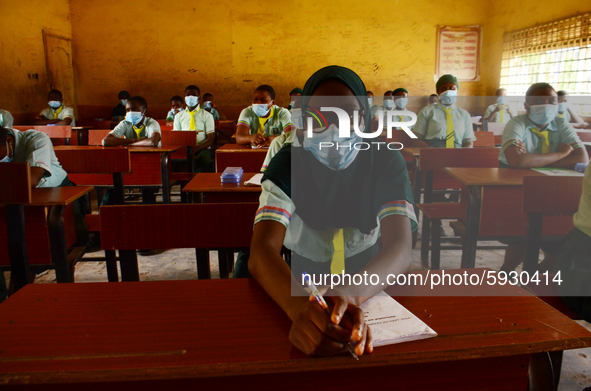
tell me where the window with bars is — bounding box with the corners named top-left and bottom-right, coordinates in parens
top-left (500, 13), bottom-right (591, 115)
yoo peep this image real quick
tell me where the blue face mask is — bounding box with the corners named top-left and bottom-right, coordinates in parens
top-left (528, 104), bottom-right (557, 126)
top-left (203, 101), bottom-right (213, 110)
top-left (253, 103), bottom-right (271, 117)
top-left (367, 97), bottom-right (373, 105)
top-left (126, 111), bottom-right (144, 125)
top-left (1, 141), bottom-right (12, 163)
top-left (302, 124), bottom-right (361, 171)
top-left (497, 96), bottom-right (506, 105)
top-left (185, 96), bottom-right (199, 107)
top-left (383, 99), bottom-right (394, 109)
top-left (558, 102), bottom-right (568, 113)
top-left (291, 108), bottom-right (303, 129)
top-left (439, 90), bottom-right (457, 105)
top-left (48, 101), bottom-right (62, 109)
top-left (120, 99), bottom-right (128, 106)
top-left (394, 97), bottom-right (408, 109)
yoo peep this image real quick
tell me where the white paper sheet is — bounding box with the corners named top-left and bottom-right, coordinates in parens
top-left (244, 173), bottom-right (264, 186)
top-left (531, 168), bottom-right (584, 177)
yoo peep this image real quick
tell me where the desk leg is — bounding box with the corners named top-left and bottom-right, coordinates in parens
top-left (76, 129), bottom-right (83, 146)
top-left (47, 205), bottom-right (72, 283)
top-left (161, 152), bottom-right (171, 204)
top-left (411, 158), bottom-right (422, 249)
top-left (113, 173), bottom-right (125, 205)
top-left (105, 250), bottom-right (119, 282)
top-left (524, 213), bottom-right (543, 275)
top-left (119, 250), bottom-right (139, 281)
top-left (195, 248), bottom-right (211, 279)
top-left (5, 205), bottom-right (32, 292)
top-left (461, 185), bottom-right (481, 269)
top-left (420, 171), bottom-right (434, 269)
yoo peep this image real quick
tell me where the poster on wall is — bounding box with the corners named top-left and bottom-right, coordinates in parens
top-left (436, 25), bottom-right (482, 82)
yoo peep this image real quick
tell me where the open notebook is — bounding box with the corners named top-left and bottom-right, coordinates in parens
top-left (360, 291), bottom-right (437, 347)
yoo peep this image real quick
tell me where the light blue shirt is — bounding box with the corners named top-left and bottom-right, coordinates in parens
top-left (414, 102), bottom-right (475, 147)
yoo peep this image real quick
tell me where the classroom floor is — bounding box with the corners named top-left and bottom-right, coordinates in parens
top-left (4, 189), bottom-right (590, 390)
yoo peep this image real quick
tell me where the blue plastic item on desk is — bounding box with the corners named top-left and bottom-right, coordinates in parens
top-left (221, 167), bottom-right (244, 184)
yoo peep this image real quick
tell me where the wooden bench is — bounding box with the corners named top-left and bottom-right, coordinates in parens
top-left (417, 148), bottom-right (500, 269)
top-left (215, 120), bottom-right (237, 148)
top-left (100, 202), bottom-right (258, 280)
top-left (12, 125), bottom-right (72, 145)
top-left (482, 120), bottom-right (507, 146)
top-left (473, 130), bottom-right (495, 147)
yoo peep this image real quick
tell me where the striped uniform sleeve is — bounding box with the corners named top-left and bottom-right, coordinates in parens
top-left (377, 200), bottom-right (418, 232)
top-left (500, 118), bottom-right (524, 152)
top-left (237, 108), bottom-right (252, 131)
top-left (254, 180), bottom-right (293, 228)
top-left (279, 108), bottom-right (292, 134)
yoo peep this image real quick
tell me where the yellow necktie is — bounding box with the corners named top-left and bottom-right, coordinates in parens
top-left (558, 113), bottom-right (564, 118)
top-left (53, 105), bottom-right (64, 119)
top-left (258, 106), bottom-right (275, 135)
top-left (530, 127), bottom-right (550, 154)
top-left (499, 105), bottom-right (504, 123)
top-left (330, 229), bottom-right (345, 275)
top-left (443, 106), bottom-right (455, 148)
top-left (133, 125), bottom-right (145, 138)
top-left (399, 115), bottom-right (404, 122)
top-left (188, 108), bottom-right (199, 131)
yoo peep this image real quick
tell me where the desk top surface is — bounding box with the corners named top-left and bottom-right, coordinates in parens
top-left (55, 145), bottom-right (180, 153)
top-left (216, 144), bottom-right (269, 153)
top-left (27, 186), bottom-right (94, 206)
top-left (1, 271), bottom-right (589, 385)
top-left (183, 173), bottom-right (262, 193)
top-left (444, 167), bottom-right (546, 186)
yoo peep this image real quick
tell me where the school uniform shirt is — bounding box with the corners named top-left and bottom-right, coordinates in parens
top-left (573, 165), bottom-right (591, 238)
top-left (10, 129), bottom-right (67, 188)
top-left (39, 105), bottom-right (76, 126)
top-left (558, 110), bottom-right (572, 123)
top-left (0, 109), bottom-right (14, 128)
top-left (483, 103), bottom-right (513, 124)
top-left (173, 107), bottom-right (215, 145)
top-left (498, 114), bottom-right (584, 166)
top-left (254, 135), bottom-right (418, 268)
top-left (206, 108), bottom-right (220, 120)
top-left (237, 105), bottom-right (292, 137)
top-left (109, 117), bottom-right (162, 146)
top-left (261, 132), bottom-right (292, 172)
top-left (413, 102), bottom-right (475, 148)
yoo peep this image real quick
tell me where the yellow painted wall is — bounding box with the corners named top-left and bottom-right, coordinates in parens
top-left (0, 0), bottom-right (73, 122)
top-left (69, 0), bottom-right (493, 118)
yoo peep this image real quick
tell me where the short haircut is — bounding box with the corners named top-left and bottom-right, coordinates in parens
top-left (255, 85), bottom-right (275, 100)
top-left (429, 94), bottom-right (439, 98)
top-left (557, 90), bottom-right (568, 97)
top-left (48, 89), bottom-right (63, 100)
top-left (128, 96), bottom-right (148, 110)
top-left (119, 90), bottom-right (131, 99)
top-left (0, 127), bottom-right (8, 145)
top-left (366, 90), bottom-right (373, 95)
top-left (496, 88), bottom-right (506, 95)
top-left (171, 95), bottom-right (183, 103)
top-left (384, 90), bottom-right (393, 96)
top-left (203, 93), bottom-right (213, 100)
top-left (185, 85), bottom-right (200, 95)
top-left (525, 83), bottom-right (555, 98)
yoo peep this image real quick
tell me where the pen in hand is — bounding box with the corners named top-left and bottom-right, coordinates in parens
top-left (303, 273), bottom-right (359, 360)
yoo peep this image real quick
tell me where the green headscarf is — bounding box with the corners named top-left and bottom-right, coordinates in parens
top-left (392, 88), bottom-right (408, 95)
top-left (436, 74), bottom-right (459, 92)
top-left (289, 87), bottom-right (303, 95)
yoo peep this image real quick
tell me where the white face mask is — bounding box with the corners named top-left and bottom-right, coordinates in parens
top-left (302, 124), bottom-right (361, 171)
top-left (253, 103), bottom-right (271, 117)
top-left (367, 97), bottom-right (373, 105)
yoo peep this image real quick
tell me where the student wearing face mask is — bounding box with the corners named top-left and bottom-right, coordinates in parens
top-left (111, 91), bottom-right (131, 126)
top-left (0, 109), bottom-right (14, 128)
top-left (236, 85), bottom-right (292, 147)
top-left (287, 88), bottom-right (303, 112)
top-left (102, 96), bottom-right (161, 206)
top-left (173, 85), bottom-right (216, 173)
top-left (483, 88), bottom-right (513, 124)
top-left (413, 74), bottom-right (474, 148)
top-left (557, 90), bottom-right (589, 129)
top-left (35, 89), bottom-right (75, 126)
top-left (366, 91), bottom-right (379, 119)
top-left (428, 94), bottom-right (439, 105)
top-left (391, 88), bottom-right (414, 131)
top-left (498, 83), bottom-right (589, 274)
top-left (201, 93), bottom-right (220, 120)
top-left (165, 95), bottom-right (184, 126)
top-left (243, 66), bottom-right (417, 358)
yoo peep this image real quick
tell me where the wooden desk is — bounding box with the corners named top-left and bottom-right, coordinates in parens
top-left (54, 145), bottom-right (179, 204)
top-left (0, 186), bottom-right (93, 287)
top-left (71, 126), bottom-right (93, 146)
top-left (182, 173), bottom-right (261, 203)
top-left (215, 144), bottom-right (268, 173)
top-left (444, 168), bottom-right (573, 268)
top-left (1, 272), bottom-right (590, 390)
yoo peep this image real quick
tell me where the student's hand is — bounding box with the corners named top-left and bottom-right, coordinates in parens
top-left (259, 139), bottom-right (272, 148)
top-left (250, 134), bottom-right (265, 146)
top-left (515, 140), bottom-right (527, 154)
top-left (556, 142), bottom-right (574, 157)
top-left (324, 295), bottom-right (373, 356)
